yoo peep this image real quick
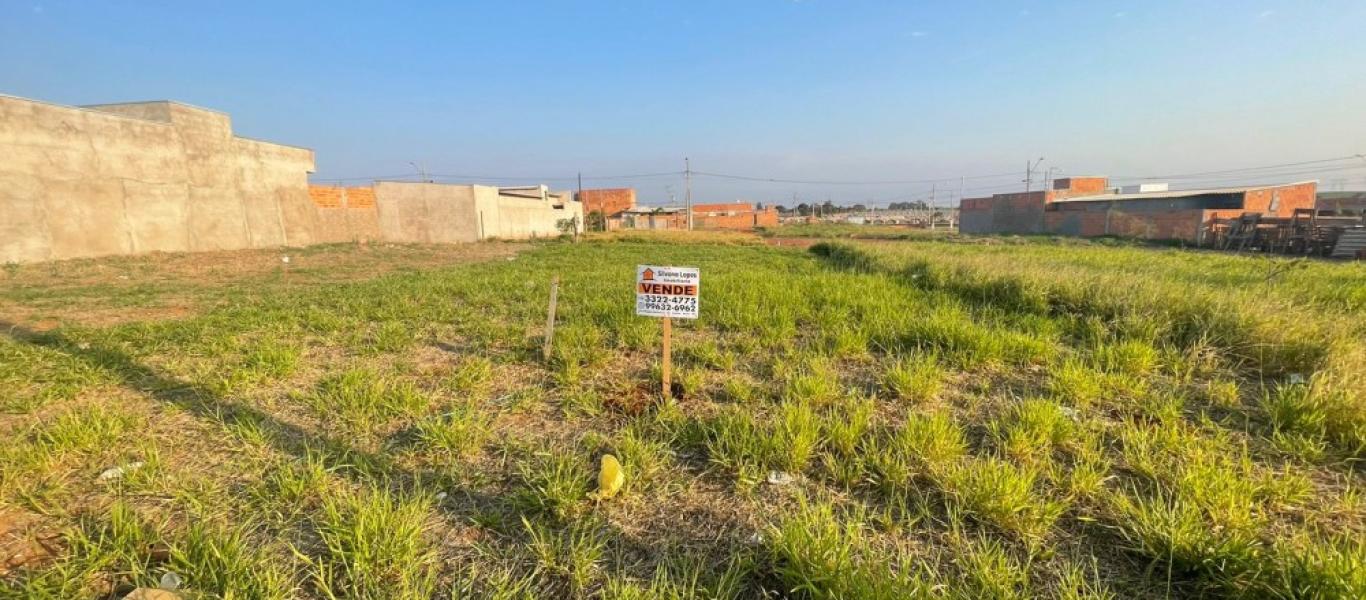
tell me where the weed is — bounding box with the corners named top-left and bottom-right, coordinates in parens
top-left (447, 355), bottom-right (494, 395)
top-left (988, 397), bottom-right (1074, 463)
top-left (250, 451), bottom-right (332, 520)
top-left (766, 499), bottom-right (938, 599)
top-left (950, 534), bottom-right (1030, 600)
top-left (309, 485), bottom-right (436, 599)
top-left (883, 353), bottom-right (945, 404)
top-left (172, 521), bottom-right (295, 598)
top-left (601, 554), bottom-right (749, 600)
top-left (413, 402), bottom-right (493, 457)
top-left (943, 458), bottom-right (1066, 541)
top-left (307, 368), bottom-right (428, 429)
top-left (514, 452), bottom-right (590, 520)
top-left (523, 516), bottom-right (608, 596)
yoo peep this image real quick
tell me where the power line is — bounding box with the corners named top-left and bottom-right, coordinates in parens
top-left (1109, 154), bottom-right (1366, 181)
top-left (690, 170), bottom-right (1018, 186)
top-left (310, 154), bottom-right (1366, 196)
top-left (312, 170), bottom-right (682, 184)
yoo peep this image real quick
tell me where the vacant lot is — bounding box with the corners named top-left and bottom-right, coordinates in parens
top-left (2, 234), bottom-right (1363, 599)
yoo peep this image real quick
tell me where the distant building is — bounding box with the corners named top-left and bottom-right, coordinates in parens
top-left (576, 188), bottom-right (636, 220)
top-left (613, 206), bottom-right (688, 230)
top-left (1317, 191), bottom-right (1366, 216)
top-left (959, 176), bottom-right (1317, 243)
top-left (606, 200), bottom-right (780, 231)
top-left (691, 201), bottom-right (780, 230)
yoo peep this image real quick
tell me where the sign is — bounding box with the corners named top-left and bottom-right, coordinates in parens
top-left (635, 265), bottom-right (700, 319)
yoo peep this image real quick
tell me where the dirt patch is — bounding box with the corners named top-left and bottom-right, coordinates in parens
top-left (0, 508), bottom-right (62, 577)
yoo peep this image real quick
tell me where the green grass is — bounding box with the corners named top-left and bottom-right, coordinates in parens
top-left (2, 235), bottom-right (1363, 599)
top-left (309, 486), bottom-right (436, 599)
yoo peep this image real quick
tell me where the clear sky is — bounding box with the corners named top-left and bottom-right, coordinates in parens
top-left (4, 1), bottom-right (1365, 207)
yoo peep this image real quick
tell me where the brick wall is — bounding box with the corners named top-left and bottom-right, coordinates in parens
top-left (1240, 182), bottom-right (1316, 217)
top-left (576, 188), bottom-right (635, 216)
top-left (755, 207), bottom-right (779, 228)
top-left (345, 186), bottom-right (376, 208)
top-left (309, 185), bottom-right (375, 209)
top-left (309, 185), bottom-right (345, 208)
top-left (1052, 177), bottom-right (1109, 198)
top-left (959, 192), bottom-right (1048, 234)
top-left (691, 203), bottom-right (779, 230)
top-left (693, 202), bottom-right (753, 214)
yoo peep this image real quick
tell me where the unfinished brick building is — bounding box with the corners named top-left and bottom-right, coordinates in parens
top-left (692, 201), bottom-right (780, 230)
top-left (959, 176), bottom-right (1317, 243)
top-left (576, 188), bottom-right (636, 218)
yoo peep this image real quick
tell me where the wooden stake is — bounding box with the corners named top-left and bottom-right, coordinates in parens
top-left (542, 275), bottom-right (560, 361)
top-left (661, 316), bottom-right (672, 398)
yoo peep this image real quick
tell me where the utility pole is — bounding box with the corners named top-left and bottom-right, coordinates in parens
top-left (684, 157), bottom-right (693, 231)
top-left (929, 184), bottom-right (937, 231)
top-left (1024, 157), bottom-right (1045, 195)
top-left (409, 161), bottom-right (429, 183)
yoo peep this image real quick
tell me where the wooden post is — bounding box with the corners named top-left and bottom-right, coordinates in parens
top-left (661, 317), bottom-right (672, 398)
top-left (542, 275), bottom-right (560, 361)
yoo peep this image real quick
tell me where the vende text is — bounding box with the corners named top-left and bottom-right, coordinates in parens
top-left (637, 283), bottom-right (698, 296)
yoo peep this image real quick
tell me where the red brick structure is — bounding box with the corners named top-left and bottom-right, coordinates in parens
top-left (692, 202), bottom-right (779, 230)
top-left (576, 188), bottom-right (636, 218)
top-left (308, 185), bottom-right (376, 209)
top-left (960, 177), bottom-right (1318, 243)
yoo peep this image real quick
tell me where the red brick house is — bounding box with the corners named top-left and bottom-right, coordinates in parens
top-left (960, 176), bottom-right (1317, 243)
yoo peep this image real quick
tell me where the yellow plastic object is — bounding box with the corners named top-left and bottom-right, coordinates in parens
top-left (596, 454), bottom-right (625, 499)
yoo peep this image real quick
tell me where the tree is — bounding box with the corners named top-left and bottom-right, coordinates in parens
top-left (585, 210), bottom-right (606, 232)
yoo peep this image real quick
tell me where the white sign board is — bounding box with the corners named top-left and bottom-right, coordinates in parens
top-left (635, 265), bottom-right (700, 319)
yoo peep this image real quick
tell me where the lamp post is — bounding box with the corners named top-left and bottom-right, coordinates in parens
top-left (408, 162), bottom-right (430, 183)
top-left (1024, 157), bottom-right (1045, 195)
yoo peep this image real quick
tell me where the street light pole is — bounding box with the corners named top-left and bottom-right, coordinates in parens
top-left (409, 161), bottom-right (429, 183)
top-left (684, 157), bottom-right (693, 231)
top-left (1024, 157), bottom-right (1045, 195)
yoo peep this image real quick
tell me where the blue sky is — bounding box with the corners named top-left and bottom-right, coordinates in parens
top-left (4, 1), bottom-right (1365, 206)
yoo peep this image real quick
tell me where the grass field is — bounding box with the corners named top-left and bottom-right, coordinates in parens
top-left (2, 235), bottom-right (1364, 599)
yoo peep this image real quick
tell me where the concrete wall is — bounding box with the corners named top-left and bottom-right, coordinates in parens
top-left (614, 211), bottom-right (687, 230)
top-left (1, 94), bottom-right (316, 263)
top-left (373, 182), bottom-right (480, 244)
top-left (372, 182), bottom-right (582, 243)
top-left (478, 187), bottom-right (582, 239)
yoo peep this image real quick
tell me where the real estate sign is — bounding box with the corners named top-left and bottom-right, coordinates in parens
top-left (635, 265), bottom-right (700, 319)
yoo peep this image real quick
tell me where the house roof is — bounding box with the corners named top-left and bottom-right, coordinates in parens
top-left (1053, 181), bottom-right (1316, 203)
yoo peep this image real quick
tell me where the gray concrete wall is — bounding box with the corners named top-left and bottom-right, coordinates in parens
top-left (488, 189), bottom-right (582, 239)
top-left (376, 182), bottom-right (582, 243)
top-left (374, 182), bottom-right (482, 244)
top-left (0, 94), bottom-right (315, 263)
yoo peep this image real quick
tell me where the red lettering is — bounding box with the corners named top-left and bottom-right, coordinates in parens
top-left (638, 282), bottom-right (699, 296)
